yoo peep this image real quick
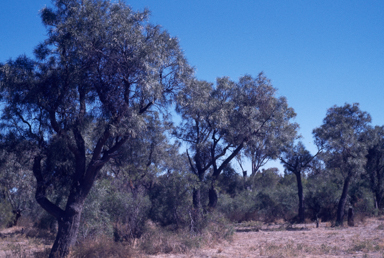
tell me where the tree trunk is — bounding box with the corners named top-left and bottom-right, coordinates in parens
top-left (336, 175), bottom-right (351, 226)
top-left (49, 204), bottom-right (83, 258)
top-left (376, 192), bottom-right (382, 210)
top-left (193, 188), bottom-right (201, 210)
top-left (208, 184), bottom-right (218, 209)
top-left (347, 207), bottom-right (354, 227)
top-left (376, 167), bottom-right (383, 209)
top-left (294, 171), bottom-right (305, 223)
top-left (191, 188), bottom-right (202, 233)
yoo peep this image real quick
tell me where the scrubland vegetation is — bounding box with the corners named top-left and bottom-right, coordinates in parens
top-left (1, 0), bottom-right (384, 257)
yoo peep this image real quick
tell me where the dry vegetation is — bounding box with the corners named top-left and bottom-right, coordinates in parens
top-left (1, 216), bottom-right (384, 257)
top-left (150, 217), bottom-right (384, 258)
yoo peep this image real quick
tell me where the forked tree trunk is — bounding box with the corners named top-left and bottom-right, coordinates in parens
top-left (295, 171), bottom-right (305, 223)
top-left (336, 175), bottom-right (351, 226)
top-left (33, 155), bottom-right (96, 258)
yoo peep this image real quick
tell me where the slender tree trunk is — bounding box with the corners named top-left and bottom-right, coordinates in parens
top-left (294, 171), bottom-right (305, 223)
top-left (376, 168), bottom-right (383, 209)
top-left (375, 191), bottom-right (382, 210)
top-left (336, 175), bottom-right (351, 226)
top-left (192, 187), bottom-right (201, 210)
top-left (191, 188), bottom-right (202, 233)
top-left (208, 183), bottom-right (218, 209)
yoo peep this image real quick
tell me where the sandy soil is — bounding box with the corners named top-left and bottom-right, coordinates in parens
top-left (1, 218), bottom-right (384, 257)
top-left (150, 218), bottom-right (384, 258)
top-left (0, 227), bottom-right (51, 257)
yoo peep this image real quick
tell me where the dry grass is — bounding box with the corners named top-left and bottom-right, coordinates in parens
top-left (71, 238), bottom-right (133, 258)
top-left (2, 217), bottom-right (384, 257)
top-left (149, 217), bottom-right (384, 258)
top-left (136, 218), bottom-right (233, 256)
top-left (0, 226), bottom-right (53, 257)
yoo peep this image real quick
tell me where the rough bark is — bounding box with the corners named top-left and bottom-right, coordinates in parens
top-left (191, 188), bottom-right (202, 233)
top-left (336, 175), bottom-right (351, 226)
top-left (295, 171), bottom-right (305, 223)
top-left (50, 208), bottom-right (83, 258)
top-left (33, 150), bottom-right (103, 257)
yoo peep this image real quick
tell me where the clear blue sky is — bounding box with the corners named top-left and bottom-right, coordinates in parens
top-left (1, 0), bottom-right (383, 172)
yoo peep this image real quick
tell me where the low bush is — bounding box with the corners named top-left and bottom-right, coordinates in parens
top-left (71, 238), bottom-right (132, 258)
top-left (139, 212), bottom-right (233, 255)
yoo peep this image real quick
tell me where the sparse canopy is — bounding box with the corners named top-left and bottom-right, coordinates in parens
top-left (280, 141), bottom-right (320, 222)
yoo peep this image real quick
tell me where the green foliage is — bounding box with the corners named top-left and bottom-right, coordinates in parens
top-left (0, 198), bottom-right (14, 228)
top-left (363, 125), bottom-right (384, 209)
top-left (305, 170), bottom-right (341, 221)
top-left (313, 103), bottom-right (371, 225)
top-left (78, 180), bottom-right (114, 240)
top-left (149, 171), bottom-right (192, 228)
top-left (217, 165), bottom-right (243, 197)
top-left (217, 170), bottom-right (298, 222)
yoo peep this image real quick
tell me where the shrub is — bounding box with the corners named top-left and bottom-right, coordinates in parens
top-left (71, 238), bottom-right (132, 258)
top-left (0, 199), bottom-right (14, 228)
top-left (148, 171), bottom-right (193, 228)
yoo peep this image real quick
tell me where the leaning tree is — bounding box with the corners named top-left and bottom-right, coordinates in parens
top-left (313, 103), bottom-right (371, 226)
top-left (0, 0), bottom-right (192, 257)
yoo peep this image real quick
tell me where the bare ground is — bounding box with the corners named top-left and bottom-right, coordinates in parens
top-left (0, 227), bottom-right (52, 257)
top-left (150, 217), bottom-right (384, 258)
top-left (1, 217), bottom-right (384, 257)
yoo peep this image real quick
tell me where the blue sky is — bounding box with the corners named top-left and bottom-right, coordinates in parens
top-left (1, 0), bottom-right (383, 172)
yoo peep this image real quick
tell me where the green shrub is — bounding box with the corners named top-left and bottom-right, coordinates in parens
top-left (148, 171), bottom-right (193, 228)
top-left (0, 199), bottom-right (14, 228)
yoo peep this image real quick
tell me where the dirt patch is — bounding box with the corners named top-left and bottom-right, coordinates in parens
top-left (2, 218), bottom-right (384, 257)
top-left (0, 226), bottom-right (52, 258)
top-left (149, 218), bottom-right (384, 258)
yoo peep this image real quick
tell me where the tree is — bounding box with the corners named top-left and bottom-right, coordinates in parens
top-left (175, 74), bottom-right (297, 216)
top-left (244, 121), bottom-right (297, 177)
top-left (364, 126), bottom-right (384, 209)
top-left (313, 103), bottom-right (371, 226)
top-left (280, 141), bottom-right (320, 223)
top-left (0, 0), bottom-right (192, 256)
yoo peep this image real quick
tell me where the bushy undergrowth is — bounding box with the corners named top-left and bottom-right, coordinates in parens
top-left (2, 162), bottom-right (383, 256)
top-left (0, 199), bottom-right (14, 228)
top-left (71, 238), bottom-right (132, 258)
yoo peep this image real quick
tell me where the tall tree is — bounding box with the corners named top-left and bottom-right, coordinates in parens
top-left (0, 0), bottom-right (192, 257)
top-left (280, 141), bottom-right (320, 223)
top-left (313, 103), bottom-right (370, 226)
top-left (175, 74), bottom-right (297, 215)
top-left (364, 126), bottom-right (384, 209)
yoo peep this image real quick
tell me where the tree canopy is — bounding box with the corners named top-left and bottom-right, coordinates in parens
top-left (0, 0), bottom-right (192, 256)
top-left (313, 103), bottom-right (371, 226)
